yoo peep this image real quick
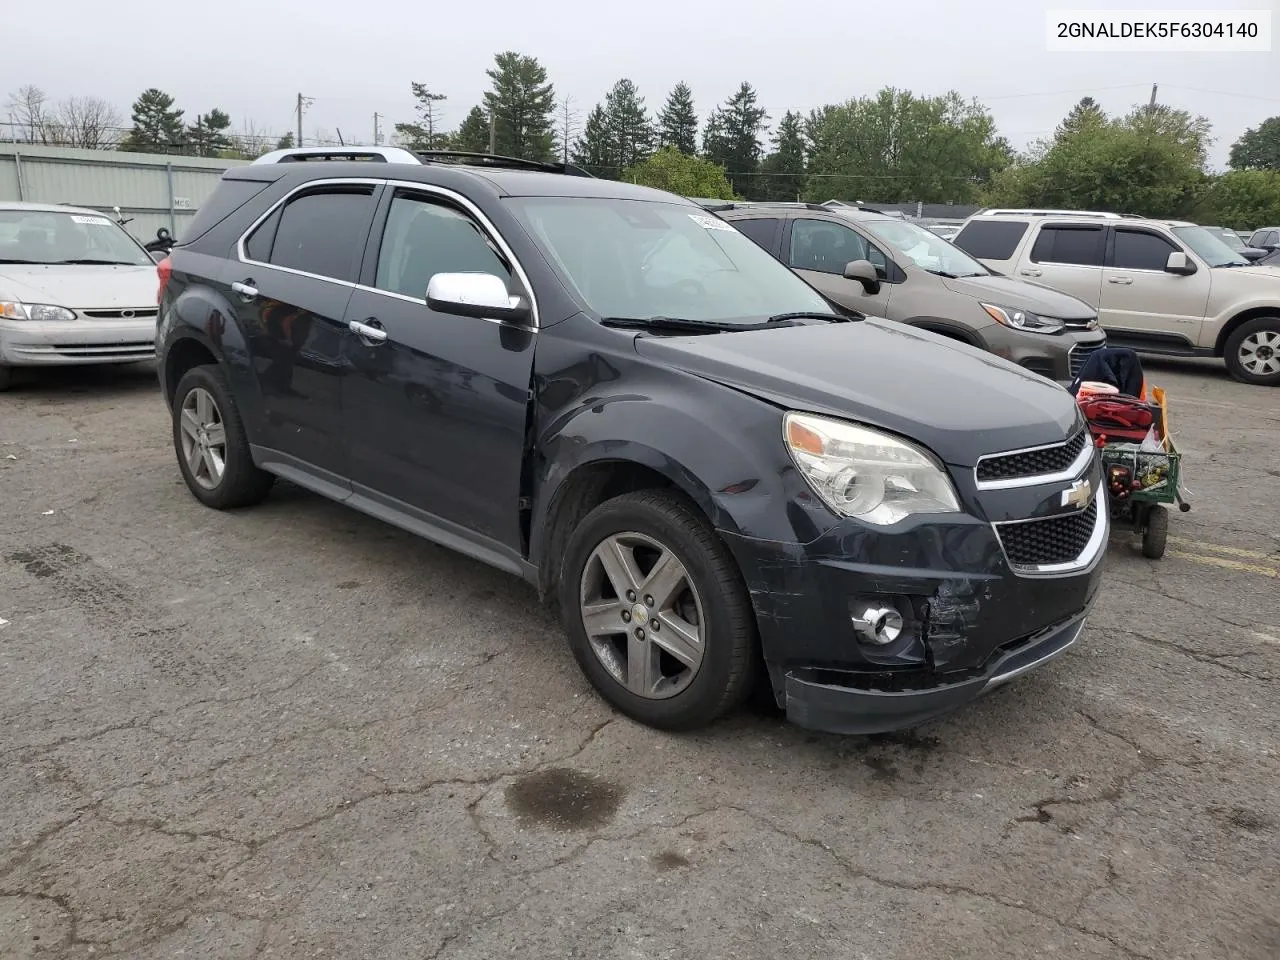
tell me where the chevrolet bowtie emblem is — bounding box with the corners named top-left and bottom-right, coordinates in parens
top-left (1061, 478), bottom-right (1093, 510)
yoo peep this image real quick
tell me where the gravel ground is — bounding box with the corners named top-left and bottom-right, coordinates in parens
top-left (1, 357), bottom-right (1277, 960)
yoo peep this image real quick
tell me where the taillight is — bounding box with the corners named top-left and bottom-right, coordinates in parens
top-left (156, 256), bottom-right (172, 305)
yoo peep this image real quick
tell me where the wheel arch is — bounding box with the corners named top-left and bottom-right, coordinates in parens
top-left (1214, 307), bottom-right (1280, 357)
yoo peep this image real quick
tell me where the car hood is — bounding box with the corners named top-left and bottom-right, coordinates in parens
top-left (1231, 263), bottom-right (1280, 281)
top-left (633, 318), bottom-right (1080, 468)
top-left (0, 264), bottom-right (156, 310)
top-left (940, 273), bottom-right (1096, 320)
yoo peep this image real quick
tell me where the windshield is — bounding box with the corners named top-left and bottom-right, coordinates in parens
top-left (510, 197), bottom-right (834, 324)
top-left (0, 209), bottom-right (151, 266)
top-left (1204, 226), bottom-right (1246, 252)
top-left (1172, 226), bottom-right (1249, 267)
top-left (860, 219), bottom-right (989, 277)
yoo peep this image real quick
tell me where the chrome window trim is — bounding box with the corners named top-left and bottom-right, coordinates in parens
top-left (974, 433), bottom-right (1095, 491)
top-left (990, 491), bottom-right (1109, 579)
top-left (234, 176), bottom-right (540, 333)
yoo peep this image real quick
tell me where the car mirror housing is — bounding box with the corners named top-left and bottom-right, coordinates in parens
top-left (425, 272), bottom-right (531, 324)
top-left (843, 259), bottom-right (881, 294)
top-left (1165, 251), bottom-right (1196, 275)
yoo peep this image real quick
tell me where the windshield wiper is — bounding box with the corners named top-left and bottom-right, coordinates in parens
top-left (49, 259), bottom-right (139, 266)
top-left (766, 311), bottom-right (853, 323)
top-left (601, 315), bottom-right (746, 333)
top-left (0, 258), bottom-right (43, 264)
top-left (924, 268), bottom-right (963, 279)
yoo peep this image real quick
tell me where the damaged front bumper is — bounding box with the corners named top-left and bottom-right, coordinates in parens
top-left (718, 493), bottom-right (1106, 735)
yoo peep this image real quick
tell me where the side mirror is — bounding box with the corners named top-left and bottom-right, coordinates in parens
top-left (426, 272), bottom-right (531, 324)
top-left (1165, 251), bottom-right (1196, 275)
top-left (843, 259), bottom-right (881, 294)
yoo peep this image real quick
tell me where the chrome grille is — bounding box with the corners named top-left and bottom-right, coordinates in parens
top-left (998, 499), bottom-right (1098, 569)
top-left (80, 308), bottom-right (158, 319)
top-left (976, 430), bottom-right (1087, 483)
top-left (1069, 343), bottom-right (1101, 377)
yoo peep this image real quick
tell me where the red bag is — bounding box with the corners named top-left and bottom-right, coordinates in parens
top-left (1077, 395), bottom-right (1154, 443)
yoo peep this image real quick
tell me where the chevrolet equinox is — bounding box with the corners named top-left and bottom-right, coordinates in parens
top-left (155, 151), bottom-right (1107, 735)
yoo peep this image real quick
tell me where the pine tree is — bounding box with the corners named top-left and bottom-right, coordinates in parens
top-left (759, 110), bottom-right (806, 200)
top-left (658, 82), bottom-right (698, 155)
top-left (482, 51), bottom-right (556, 161)
top-left (453, 105), bottom-right (492, 153)
top-left (572, 105), bottom-right (612, 176)
top-left (1055, 96), bottom-right (1107, 141)
top-left (702, 83), bottom-right (768, 199)
top-left (275, 132), bottom-right (295, 150)
top-left (395, 82), bottom-right (449, 150)
top-left (186, 108), bottom-right (232, 157)
top-left (605, 79), bottom-right (654, 169)
top-left (119, 88), bottom-right (185, 153)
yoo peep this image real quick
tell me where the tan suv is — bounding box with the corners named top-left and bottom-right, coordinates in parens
top-left (710, 203), bottom-right (1105, 383)
top-left (954, 210), bottom-right (1280, 387)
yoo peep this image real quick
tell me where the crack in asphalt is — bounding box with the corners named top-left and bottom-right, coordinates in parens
top-left (1122, 629), bottom-right (1276, 683)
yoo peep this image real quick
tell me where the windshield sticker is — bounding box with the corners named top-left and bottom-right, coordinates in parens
top-left (688, 214), bottom-right (735, 232)
top-left (71, 215), bottom-right (112, 226)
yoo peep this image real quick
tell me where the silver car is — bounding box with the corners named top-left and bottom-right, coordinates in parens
top-left (0, 202), bottom-right (159, 390)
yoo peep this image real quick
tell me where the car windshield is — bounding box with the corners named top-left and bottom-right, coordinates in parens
top-left (860, 219), bottom-right (990, 278)
top-left (1171, 225), bottom-right (1249, 267)
top-left (1205, 226), bottom-right (1247, 251)
top-left (0, 209), bottom-right (151, 266)
top-left (510, 197), bottom-right (834, 324)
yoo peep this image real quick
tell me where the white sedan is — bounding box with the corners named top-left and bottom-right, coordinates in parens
top-left (0, 201), bottom-right (160, 390)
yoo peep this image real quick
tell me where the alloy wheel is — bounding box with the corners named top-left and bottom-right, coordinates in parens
top-left (1239, 330), bottom-right (1280, 377)
top-left (179, 387), bottom-right (227, 490)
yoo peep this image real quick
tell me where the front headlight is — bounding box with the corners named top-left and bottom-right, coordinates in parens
top-left (0, 301), bottom-right (76, 322)
top-left (783, 412), bottom-right (961, 525)
top-left (981, 302), bottom-right (1064, 334)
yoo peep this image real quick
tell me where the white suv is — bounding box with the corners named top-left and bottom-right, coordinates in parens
top-left (953, 210), bottom-right (1280, 386)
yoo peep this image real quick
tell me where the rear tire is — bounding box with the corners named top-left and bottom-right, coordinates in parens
top-left (171, 364), bottom-right (274, 509)
top-left (0, 365), bottom-right (11, 392)
top-left (1224, 317), bottom-right (1280, 386)
top-left (559, 490), bottom-right (758, 731)
top-left (1141, 505), bottom-right (1168, 560)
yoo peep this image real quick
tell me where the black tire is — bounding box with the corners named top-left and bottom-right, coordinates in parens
top-left (171, 364), bottom-right (274, 509)
top-left (1142, 505), bottom-right (1168, 560)
top-left (0, 365), bottom-right (12, 392)
top-left (1224, 316), bottom-right (1280, 387)
top-left (559, 490), bottom-right (759, 731)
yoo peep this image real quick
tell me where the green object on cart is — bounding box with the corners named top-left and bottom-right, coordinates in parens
top-left (1099, 439), bottom-right (1183, 505)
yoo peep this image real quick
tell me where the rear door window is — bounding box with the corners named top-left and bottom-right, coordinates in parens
top-left (1030, 225), bottom-right (1105, 266)
top-left (249, 185), bottom-right (378, 283)
top-left (953, 219), bottom-right (1028, 260)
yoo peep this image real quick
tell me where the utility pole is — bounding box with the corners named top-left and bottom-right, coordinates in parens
top-left (373, 112), bottom-right (381, 145)
top-left (1148, 83), bottom-right (1158, 111)
top-left (295, 93), bottom-right (314, 146)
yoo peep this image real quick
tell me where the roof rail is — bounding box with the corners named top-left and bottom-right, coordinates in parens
top-left (415, 150), bottom-right (595, 177)
top-left (975, 208), bottom-right (1123, 219)
top-left (251, 145), bottom-right (422, 165)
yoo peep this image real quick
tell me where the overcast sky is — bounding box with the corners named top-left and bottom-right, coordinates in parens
top-left (9, 0), bottom-right (1279, 174)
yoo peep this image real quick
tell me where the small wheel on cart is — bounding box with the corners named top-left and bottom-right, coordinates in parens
top-left (1141, 505), bottom-right (1169, 559)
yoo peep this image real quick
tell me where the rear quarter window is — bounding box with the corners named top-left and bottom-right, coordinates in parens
top-left (953, 219), bottom-right (1028, 260)
top-left (178, 176), bottom-right (274, 246)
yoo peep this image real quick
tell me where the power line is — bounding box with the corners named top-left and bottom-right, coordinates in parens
top-left (1161, 85), bottom-right (1280, 105)
top-left (978, 83), bottom-right (1149, 101)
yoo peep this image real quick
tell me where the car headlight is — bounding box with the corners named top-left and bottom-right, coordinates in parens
top-left (981, 302), bottom-right (1064, 334)
top-left (783, 412), bottom-right (961, 525)
top-left (0, 301), bottom-right (76, 322)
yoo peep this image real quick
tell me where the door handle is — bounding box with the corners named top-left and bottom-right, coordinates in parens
top-left (231, 280), bottom-right (258, 300)
top-left (1107, 277), bottom-right (1133, 285)
top-left (1019, 269), bottom-right (1042, 277)
top-left (348, 318), bottom-right (388, 343)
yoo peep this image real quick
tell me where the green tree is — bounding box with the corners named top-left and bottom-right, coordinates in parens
top-left (1197, 170), bottom-right (1280, 228)
top-left (759, 110), bottom-right (806, 200)
top-left (482, 51), bottom-right (556, 161)
top-left (186, 108), bottom-right (231, 157)
top-left (395, 82), bottom-right (448, 151)
top-left (623, 146), bottom-right (736, 198)
top-left (804, 89), bottom-right (1006, 203)
top-left (275, 132), bottom-right (294, 150)
top-left (1055, 96), bottom-right (1106, 139)
top-left (571, 79), bottom-right (653, 176)
top-left (702, 82), bottom-right (768, 199)
top-left (119, 88), bottom-right (184, 153)
top-left (452, 105), bottom-right (492, 153)
top-left (657, 82), bottom-right (698, 154)
top-left (1229, 116), bottom-right (1280, 171)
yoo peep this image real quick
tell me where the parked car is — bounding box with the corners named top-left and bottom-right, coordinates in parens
top-left (0, 201), bottom-right (160, 390)
top-left (953, 210), bottom-right (1280, 386)
top-left (926, 223), bottom-right (962, 241)
top-left (1246, 226), bottom-right (1280, 254)
top-left (1202, 225), bottom-right (1267, 261)
top-left (156, 151), bottom-right (1107, 735)
top-left (707, 201), bottom-right (1105, 382)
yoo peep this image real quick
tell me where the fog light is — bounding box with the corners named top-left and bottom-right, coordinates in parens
top-left (850, 603), bottom-right (904, 646)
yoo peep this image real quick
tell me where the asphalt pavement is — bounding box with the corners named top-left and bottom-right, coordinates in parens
top-left (1, 357), bottom-right (1277, 959)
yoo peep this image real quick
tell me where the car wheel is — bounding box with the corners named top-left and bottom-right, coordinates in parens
top-left (172, 364), bottom-right (274, 509)
top-left (1224, 317), bottom-right (1280, 386)
top-left (560, 490), bottom-right (759, 731)
top-left (0, 365), bottom-right (11, 392)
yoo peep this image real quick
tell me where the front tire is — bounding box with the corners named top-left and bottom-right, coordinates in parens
top-left (0, 365), bottom-right (12, 392)
top-left (1224, 317), bottom-right (1280, 386)
top-left (559, 490), bottom-right (759, 731)
top-left (171, 364), bottom-right (274, 509)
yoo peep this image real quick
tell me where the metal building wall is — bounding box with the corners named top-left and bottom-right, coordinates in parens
top-left (0, 144), bottom-right (248, 246)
